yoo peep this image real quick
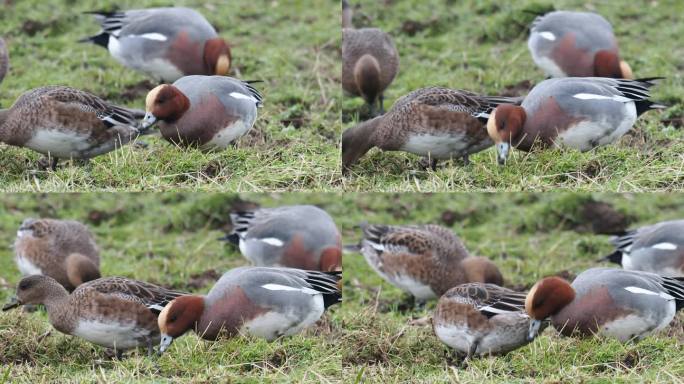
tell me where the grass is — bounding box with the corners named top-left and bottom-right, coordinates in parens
top-left (341, 0), bottom-right (684, 192)
top-left (0, 0), bottom-right (340, 192)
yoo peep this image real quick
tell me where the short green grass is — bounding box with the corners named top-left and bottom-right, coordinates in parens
top-left (0, 0), bottom-right (340, 192)
top-left (0, 193), bottom-right (346, 383)
top-left (341, 193), bottom-right (684, 382)
top-left (342, 0), bottom-right (684, 192)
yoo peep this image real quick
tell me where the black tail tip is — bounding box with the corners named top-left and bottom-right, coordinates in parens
top-left (217, 233), bottom-right (240, 246)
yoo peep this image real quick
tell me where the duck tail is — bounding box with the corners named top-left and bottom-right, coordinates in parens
top-left (78, 32), bottom-right (110, 49)
top-left (597, 250), bottom-right (623, 264)
top-left (661, 277), bottom-right (684, 311)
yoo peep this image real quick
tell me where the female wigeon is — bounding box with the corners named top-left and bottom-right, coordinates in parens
top-left (602, 220), bottom-right (684, 277)
top-left (221, 205), bottom-right (342, 272)
top-left (82, 7), bottom-right (231, 82)
top-left (0, 37), bottom-right (8, 85)
top-left (157, 267), bottom-right (341, 354)
top-left (2, 275), bottom-right (187, 357)
top-left (0, 86), bottom-right (149, 169)
top-left (342, 87), bottom-right (520, 174)
top-left (526, 268), bottom-right (684, 341)
top-left (141, 76), bottom-right (262, 150)
top-left (528, 11), bottom-right (633, 79)
top-left (358, 223), bottom-right (503, 303)
top-left (487, 77), bottom-right (665, 164)
top-left (14, 218), bottom-right (100, 292)
top-left (434, 283), bottom-right (545, 358)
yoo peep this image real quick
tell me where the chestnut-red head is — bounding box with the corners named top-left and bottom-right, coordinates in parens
top-left (158, 295), bottom-right (205, 354)
top-left (525, 276), bottom-right (575, 340)
top-left (486, 104), bottom-right (526, 165)
top-left (142, 84), bottom-right (191, 129)
top-left (204, 38), bottom-right (231, 76)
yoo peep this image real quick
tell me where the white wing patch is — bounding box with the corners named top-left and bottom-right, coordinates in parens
top-left (230, 92), bottom-right (259, 103)
top-left (572, 93), bottom-right (632, 103)
top-left (651, 242), bottom-right (677, 250)
top-left (259, 238), bottom-right (284, 247)
top-left (261, 283), bottom-right (319, 295)
top-left (624, 286), bottom-right (674, 300)
top-left (132, 33), bottom-right (168, 41)
top-left (538, 31), bottom-right (556, 41)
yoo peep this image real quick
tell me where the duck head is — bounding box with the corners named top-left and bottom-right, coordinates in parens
top-left (525, 276), bottom-right (575, 340)
top-left (204, 38), bottom-right (232, 76)
top-left (3, 275), bottom-right (66, 311)
top-left (486, 104), bottom-right (526, 165)
top-left (143, 84), bottom-right (191, 129)
top-left (158, 295), bottom-right (205, 354)
top-left (594, 50), bottom-right (633, 79)
top-left (341, 116), bottom-right (382, 175)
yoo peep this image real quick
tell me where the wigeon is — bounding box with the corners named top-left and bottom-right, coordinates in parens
top-left (526, 268), bottom-right (684, 341)
top-left (0, 86), bottom-right (149, 169)
top-left (358, 223), bottom-right (503, 303)
top-left (0, 37), bottom-right (7, 85)
top-left (602, 220), bottom-right (684, 277)
top-left (221, 205), bottom-right (342, 272)
top-left (141, 76), bottom-right (262, 150)
top-left (2, 275), bottom-right (187, 357)
top-left (434, 283), bottom-right (545, 358)
top-left (528, 11), bottom-right (633, 79)
top-left (487, 77), bottom-right (665, 164)
top-left (14, 218), bottom-right (100, 292)
top-left (342, 27), bottom-right (399, 115)
top-left (82, 7), bottom-right (231, 82)
top-left (157, 267), bottom-right (341, 353)
top-left (342, 87), bottom-right (520, 174)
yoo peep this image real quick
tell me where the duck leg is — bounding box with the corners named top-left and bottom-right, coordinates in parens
top-left (378, 94), bottom-right (385, 115)
top-left (462, 154), bottom-right (470, 166)
top-left (418, 157), bottom-right (438, 171)
top-left (145, 337), bottom-right (154, 357)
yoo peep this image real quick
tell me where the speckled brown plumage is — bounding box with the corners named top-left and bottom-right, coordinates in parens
top-left (342, 87), bottom-right (520, 173)
top-left (0, 37), bottom-right (8, 86)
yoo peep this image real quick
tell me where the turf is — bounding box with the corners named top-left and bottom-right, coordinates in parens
top-left (341, 0), bottom-right (684, 192)
top-left (0, 0), bottom-right (340, 192)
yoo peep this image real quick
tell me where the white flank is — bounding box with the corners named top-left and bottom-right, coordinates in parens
top-left (621, 254), bottom-right (634, 269)
top-left (572, 93), bottom-right (632, 103)
top-left (241, 295), bottom-right (324, 341)
top-left (394, 275), bottom-right (436, 300)
top-left (259, 238), bottom-right (284, 247)
top-left (557, 102), bottom-right (636, 151)
top-left (624, 286), bottom-right (674, 300)
top-left (651, 242), bottom-right (678, 250)
top-left (230, 92), bottom-right (259, 103)
top-left (73, 320), bottom-right (149, 349)
top-left (16, 256), bottom-right (43, 276)
top-left (400, 132), bottom-right (475, 159)
top-left (202, 119), bottom-right (253, 150)
top-left (261, 283), bottom-right (319, 295)
top-left (25, 130), bottom-right (91, 158)
top-left (538, 31), bottom-right (556, 41)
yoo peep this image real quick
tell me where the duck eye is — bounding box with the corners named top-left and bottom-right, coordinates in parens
top-left (18, 280), bottom-right (32, 290)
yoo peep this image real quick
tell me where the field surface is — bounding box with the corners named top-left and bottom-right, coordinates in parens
top-left (0, 0), bottom-right (339, 192)
top-left (342, 0), bottom-right (684, 192)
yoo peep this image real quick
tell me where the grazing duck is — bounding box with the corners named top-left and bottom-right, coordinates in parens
top-left (342, 1), bottom-right (399, 115)
top-left (487, 77), bottom-right (665, 164)
top-left (528, 11), bottom-right (633, 79)
top-left (0, 37), bottom-right (8, 85)
top-left (602, 220), bottom-right (684, 277)
top-left (82, 7), bottom-right (231, 82)
top-left (342, 87), bottom-right (519, 174)
top-left (358, 223), bottom-right (503, 303)
top-left (2, 275), bottom-right (187, 357)
top-left (142, 76), bottom-right (262, 150)
top-left (14, 218), bottom-right (100, 292)
top-left (0, 86), bottom-right (149, 169)
top-left (157, 267), bottom-right (341, 353)
top-left (221, 205), bottom-right (342, 272)
top-left (526, 268), bottom-right (684, 341)
top-left (434, 283), bottom-right (545, 358)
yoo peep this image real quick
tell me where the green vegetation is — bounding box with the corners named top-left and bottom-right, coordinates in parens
top-left (342, 0), bottom-right (684, 192)
top-left (0, 0), bottom-right (339, 192)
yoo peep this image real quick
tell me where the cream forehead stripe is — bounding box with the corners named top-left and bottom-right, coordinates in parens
top-left (145, 85), bottom-right (165, 111)
top-left (524, 282), bottom-right (539, 313)
top-left (486, 109), bottom-right (500, 141)
top-left (157, 300), bottom-right (174, 332)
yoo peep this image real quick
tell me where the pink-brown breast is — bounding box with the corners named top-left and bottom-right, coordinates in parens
top-left (197, 287), bottom-right (268, 340)
top-left (160, 94), bottom-right (238, 147)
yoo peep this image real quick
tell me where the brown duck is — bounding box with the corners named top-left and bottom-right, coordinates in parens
top-left (0, 37), bottom-right (8, 86)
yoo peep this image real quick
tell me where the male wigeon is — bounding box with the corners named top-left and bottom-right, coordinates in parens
top-left (433, 283), bottom-right (545, 358)
top-left (0, 86), bottom-right (149, 169)
top-left (358, 223), bottom-right (503, 303)
top-left (342, 87), bottom-right (520, 174)
top-left (526, 268), bottom-right (684, 341)
top-left (528, 11), bottom-right (633, 79)
top-left (14, 218), bottom-right (100, 292)
top-left (0, 37), bottom-right (8, 85)
top-left (221, 205), bottom-right (342, 272)
top-left (487, 77), bottom-right (665, 164)
top-left (141, 76), bottom-right (262, 150)
top-left (82, 7), bottom-right (231, 82)
top-left (2, 275), bottom-right (187, 357)
top-left (602, 220), bottom-right (684, 277)
top-left (157, 267), bottom-right (341, 353)
top-left (342, 1), bottom-right (399, 115)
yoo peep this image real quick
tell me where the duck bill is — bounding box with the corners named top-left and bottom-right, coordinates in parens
top-left (496, 142), bottom-right (510, 165)
top-left (527, 319), bottom-right (543, 341)
top-left (2, 296), bottom-right (21, 311)
top-left (141, 112), bottom-right (158, 130)
top-left (158, 333), bottom-right (175, 355)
